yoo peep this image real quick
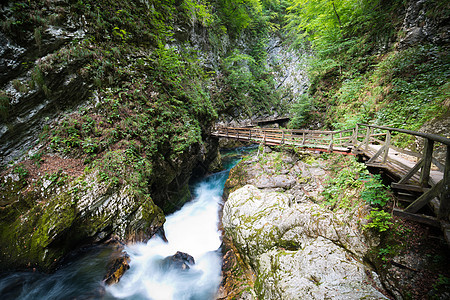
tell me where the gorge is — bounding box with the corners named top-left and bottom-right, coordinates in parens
top-left (0, 0), bottom-right (449, 299)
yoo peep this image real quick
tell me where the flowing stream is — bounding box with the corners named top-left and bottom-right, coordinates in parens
top-left (0, 148), bottom-right (247, 300)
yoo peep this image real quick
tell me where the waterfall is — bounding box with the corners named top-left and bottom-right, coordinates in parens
top-left (107, 170), bottom-right (230, 300)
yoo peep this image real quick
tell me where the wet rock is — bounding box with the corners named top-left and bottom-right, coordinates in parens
top-left (217, 236), bottom-right (257, 300)
top-left (0, 31), bottom-right (26, 84)
top-left (0, 169), bottom-right (166, 272)
top-left (103, 236), bottom-right (131, 286)
top-left (103, 252), bottom-right (131, 286)
top-left (161, 251), bottom-right (195, 271)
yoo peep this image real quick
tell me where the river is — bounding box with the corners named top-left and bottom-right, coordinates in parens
top-left (0, 147), bottom-right (248, 300)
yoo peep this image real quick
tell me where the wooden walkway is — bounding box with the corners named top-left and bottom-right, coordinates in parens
top-left (211, 124), bottom-right (450, 245)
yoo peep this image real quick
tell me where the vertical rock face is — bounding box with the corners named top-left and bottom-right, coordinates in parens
top-left (0, 3), bottom-right (90, 165)
top-left (399, 0), bottom-right (449, 47)
top-left (266, 36), bottom-right (310, 99)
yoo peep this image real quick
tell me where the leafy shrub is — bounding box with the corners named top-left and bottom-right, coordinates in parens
top-left (288, 94), bottom-right (314, 128)
top-left (13, 165), bottom-right (29, 179)
top-left (322, 156), bottom-right (367, 210)
top-left (364, 209), bottom-right (393, 232)
top-left (360, 174), bottom-right (390, 207)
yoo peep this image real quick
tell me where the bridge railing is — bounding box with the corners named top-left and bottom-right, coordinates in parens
top-left (355, 123), bottom-right (449, 220)
top-left (214, 126), bottom-right (355, 151)
top-left (213, 124), bottom-right (449, 222)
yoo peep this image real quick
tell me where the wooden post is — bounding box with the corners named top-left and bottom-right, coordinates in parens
top-left (263, 131), bottom-right (266, 144)
top-left (302, 132), bottom-right (305, 145)
top-left (420, 138), bottom-right (434, 187)
top-left (328, 133), bottom-right (333, 152)
top-left (382, 131), bottom-right (391, 163)
top-left (364, 127), bottom-right (370, 151)
top-left (281, 131), bottom-right (285, 144)
top-left (249, 129), bottom-right (252, 140)
top-left (438, 145), bottom-right (450, 220)
top-left (226, 127), bottom-right (228, 138)
top-left (353, 124), bottom-right (359, 145)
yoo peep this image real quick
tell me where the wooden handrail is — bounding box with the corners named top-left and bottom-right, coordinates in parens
top-left (212, 124), bottom-right (449, 224)
top-left (358, 123), bottom-right (450, 146)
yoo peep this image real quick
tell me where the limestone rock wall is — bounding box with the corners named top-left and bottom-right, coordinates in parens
top-left (221, 150), bottom-right (386, 299)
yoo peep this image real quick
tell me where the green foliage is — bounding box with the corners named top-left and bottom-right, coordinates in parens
top-left (322, 155), bottom-right (391, 213)
top-left (432, 275), bottom-right (450, 294)
top-left (34, 27), bottom-right (42, 49)
top-left (31, 66), bottom-right (45, 88)
top-left (285, 0), bottom-right (449, 134)
top-left (13, 165), bottom-right (29, 182)
top-left (286, 0), bottom-right (401, 56)
top-left (215, 0), bottom-right (262, 35)
top-left (322, 156), bottom-right (367, 210)
top-left (12, 79), bottom-right (28, 93)
top-left (360, 174), bottom-right (390, 207)
top-left (46, 38), bottom-right (217, 192)
top-left (320, 157), bottom-right (392, 232)
top-left (44, 170), bottom-right (68, 187)
top-left (181, 0), bottom-right (213, 26)
top-left (214, 48), bottom-right (281, 117)
top-left (288, 94), bottom-right (313, 128)
top-left (364, 209), bottom-right (393, 232)
top-left (209, 0), bottom-right (288, 118)
top-left (13, 165), bottom-right (28, 177)
top-left (372, 45), bottom-right (450, 131)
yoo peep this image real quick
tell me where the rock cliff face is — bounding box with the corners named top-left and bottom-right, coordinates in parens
top-left (399, 0), bottom-right (449, 48)
top-left (0, 0), bottom-right (223, 272)
top-left (221, 150), bottom-right (386, 299)
top-left (0, 4), bottom-right (91, 165)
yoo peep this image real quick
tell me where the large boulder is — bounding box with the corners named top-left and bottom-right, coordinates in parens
top-left (161, 251), bottom-right (195, 272)
top-left (0, 169), bottom-right (165, 272)
top-left (222, 185), bottom-right (386, 299)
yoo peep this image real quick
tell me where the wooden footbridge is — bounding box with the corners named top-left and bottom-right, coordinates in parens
top-left (211, 124), bottom-right (450, 244)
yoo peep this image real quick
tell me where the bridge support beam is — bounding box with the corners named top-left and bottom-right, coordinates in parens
top-left (405, 180), bottom-right (443, 214)
top-left (398, 158), bottom-right (424, 184)
top-left (420, 138), bottom-right (434, 187)
top-left (438, 145), bottom-right (450, 221)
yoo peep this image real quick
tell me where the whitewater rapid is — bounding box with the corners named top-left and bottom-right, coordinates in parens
top-left (107, 170), bottom-right (230, 300)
